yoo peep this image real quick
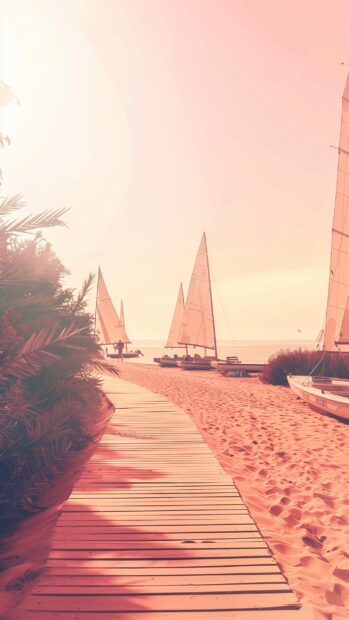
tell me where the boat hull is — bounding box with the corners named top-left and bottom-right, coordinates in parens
top-left (159, 358), bottom-right (182, 367)
top-left (153, 356), bottom-right (185, 367)
top-left (212, 361), bottom-right (265, 374)
top-left (179, 359), bottom-right (213, 371)
top-left (288, 375), bottom-right (349, 421)
top-left (108, 352), bottom-right (142, 359)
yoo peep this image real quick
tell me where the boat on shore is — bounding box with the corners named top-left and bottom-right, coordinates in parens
top-left (157, 284), bottom-right (187, 367)
top-left (212, 359), bottom-right (266, 375)
top-left (288, 375), bottom-right (349, 420)
top-left (288, 74), bottom-right (349, 420)
top-left (177, 233), bottom-right (218, 370)
top-left (108, 350), bottom-right (143, 359)
top-left (95, 268), bottom-right (143, 358)
top-left (179, 354), bottom-right (216, 371)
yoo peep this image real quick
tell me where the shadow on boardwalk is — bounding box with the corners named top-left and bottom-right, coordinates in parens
top-left (22, 422), bottom-right (193, 617)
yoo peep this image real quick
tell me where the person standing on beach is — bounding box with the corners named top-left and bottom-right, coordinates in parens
top-left (115, 339), bottom-right (124, 361)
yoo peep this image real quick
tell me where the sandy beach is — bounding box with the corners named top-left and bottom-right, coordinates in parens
top-left (118, 362), bottom-right (349, 620)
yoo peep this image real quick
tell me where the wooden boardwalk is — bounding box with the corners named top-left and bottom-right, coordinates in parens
top-left (24, 376), bottom-right (306, 619)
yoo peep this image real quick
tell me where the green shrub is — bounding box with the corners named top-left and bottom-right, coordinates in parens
top-left (260, 348), bottom-right (349, 386)
top-left (0, 195), bottom-right (115, 532)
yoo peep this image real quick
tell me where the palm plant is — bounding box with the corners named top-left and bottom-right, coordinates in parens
top-left (0, 195), bottom-right (116, 533)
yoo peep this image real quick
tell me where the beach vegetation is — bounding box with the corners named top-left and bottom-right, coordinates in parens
top-left (0, 195), bottom-right (115, 534)
top-left (260, 348), bottom-right (349, 386)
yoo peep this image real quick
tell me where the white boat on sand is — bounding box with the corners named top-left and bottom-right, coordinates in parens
top-left (95, 268), bottom-right (143, 359)
top-left (288, 74), bottom-right (349, 421)
top-left (158, 284), bottom-right (187, 367)
top-left (177, 233), bottom-right (218, 370)
top-left (288, 375), bottom-right (349, 421)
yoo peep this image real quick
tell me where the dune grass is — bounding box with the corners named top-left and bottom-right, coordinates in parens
top-left (260, 348), bottom-right (349, 386)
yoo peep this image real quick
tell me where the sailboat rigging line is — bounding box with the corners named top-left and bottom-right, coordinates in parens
top-left (309, 352), bottom-right (327, 377)
top-left (332, 227), bottom-right (349, 239)
top-left (330, 145), bottom-right (349, 156)
top-left (210, 263), bottom-right (235, 347)
top-left (205, 233), bottom-right (218, 359)
top-left (324, 95), bottom-right (349, 350)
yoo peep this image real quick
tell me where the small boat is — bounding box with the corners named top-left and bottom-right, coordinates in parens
top-left (159, 354), bottom-right (183, 367)
top-left (108, 350), bottom-right (143, 359)
top-left (158, 284), bottom-right (187, 367)
top-left (212, 360), bottom-right (266, 375)
top-left (177, 233), bottom-right (218, 370)
top-left (95, 268), bottom-right (143, 358)
top-left (288, 375), bottom-right (349, 421)
top-left (288, 74), bottom-right (349, 420)
top-left (179, 354), bottom-right (216, 371)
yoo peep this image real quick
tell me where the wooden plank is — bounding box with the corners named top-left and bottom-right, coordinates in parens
top-left (49, 549), bottom-right (271, 558)
top-left (53, 531), bottom-right (261, 539)
top-left (34, 584), bottom-right (291, 594)
top-left (45, 566), bottom-right (283, 576)
top-left (22, 611), bottom-right (307, 620)
top-left (46, 557), bottom-right (279, 568)
top-left (50, 541), bottom-right (268, 550)
top-left (39, 574), bottom-right (287, 585)
top-left (23, 377), bottom-right (303, 618)
top-left (26, 592), bottom-right (299, 612)
top-left (53, 526), bottom-right (259, 534)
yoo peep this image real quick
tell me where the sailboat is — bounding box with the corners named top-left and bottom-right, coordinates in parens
top-left (178, 233), bottom-right (218, 370)
top-left (95, 268), bottom-right (143, 358)
top-left (288, 74), bottom-right (349, 420)
top-left (157, 284), bottom-right (187, 367)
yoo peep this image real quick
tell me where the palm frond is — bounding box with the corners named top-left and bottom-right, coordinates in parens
top-left (0, 195), bottom-right (113, 529)
top-left (88, 357), bottom-right (119, 376)
top-left (70, 273), bottom-right (95, 313)
top-left (0, 293), bottom-right (62, 312)
top-left (0, 208), bottom-right (69, 235)
top-left (4, 324), bottom-right (90, 380)
top-left (0, 194), bottom-right (26, 217)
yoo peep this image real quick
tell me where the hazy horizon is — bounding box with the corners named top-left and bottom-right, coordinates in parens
top-left (2, 0), bottom-right (349, 340)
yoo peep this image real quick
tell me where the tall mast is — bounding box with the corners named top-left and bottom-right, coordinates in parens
top-left (323, 73), bottom-right (349, 350)
top-left (204, 232), bottom-right (218, 359)
top-left (120, 300), bottom-right (128, 351)
top-left (178, 232), bottom-right (217, 353)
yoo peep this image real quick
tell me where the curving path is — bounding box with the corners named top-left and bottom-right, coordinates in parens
top-left (23, 376), bottom-right (306, 619)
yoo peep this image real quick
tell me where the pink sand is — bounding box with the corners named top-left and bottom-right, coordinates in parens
top-left (119, 363), bottom-right (349, 620)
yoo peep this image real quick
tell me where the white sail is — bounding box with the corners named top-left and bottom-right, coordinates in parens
top-left (120, 300), bottom-right (125, 329)
top-left (178, 233), bottom-right (217, 352)
top-left (324, 74), bottom-right (349, 350)
top-left (119, 299), bottom-right (131, 350)
top-left (337, 295), bottom-right (349, 345)
top-left (95, 269), bottom-right (130, 345)
top-left (165, 283), bottom-right (186, 348)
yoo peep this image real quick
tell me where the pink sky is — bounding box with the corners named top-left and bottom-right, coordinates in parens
top-left (2, 0), bottom-right (349, 340)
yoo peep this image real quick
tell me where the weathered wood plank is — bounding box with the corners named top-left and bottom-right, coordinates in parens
top-left (22, 611), bottom-right (307, 620)
top-left (26, 592), bottom-right (299, 611)
top-left (44, 565), bottom-right (283, 576)
top-left (39, 574), bottom-right (287, 585)
top-left (23, 377), bottom-right (303, 619)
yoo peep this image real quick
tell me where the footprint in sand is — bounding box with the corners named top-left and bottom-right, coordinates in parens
top-left (325, 582), bottom-right (349, 607)
top-left (334, 568), bottom-right (349, 582)
top-left (280, 496), bottom-right (291, 505)
top-left (269, 504), bottom-right (283, 516)
top-left (284, 508), bottom-right (303, 526)
top-left (272, 541), bottom-right (295, 556)
top-left (302, 535), bottom-right (323, 550)
top-left (265, 486), bottom-right (282, 496)
top-left (298, 556), bottom-right (326, 568)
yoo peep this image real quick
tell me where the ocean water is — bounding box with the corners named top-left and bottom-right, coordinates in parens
top-left (117, 339), bottom-right (317, 365)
